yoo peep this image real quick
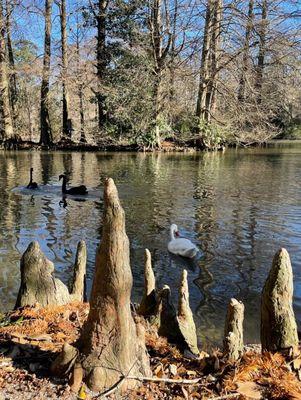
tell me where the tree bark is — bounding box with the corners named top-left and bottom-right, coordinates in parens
top-left (168, 0), bottom-right (178, 106)
top-left (255, 0), bottom-right (268, 104)
top-left (15, 241), bottom-right (70, 309)
top-left (75, 13), bottom-right (86, 143)
top-left (0, 0), bottom-right (13, 142)
top-left (223, 298), bottom-right (244, 361)
top-left (196, 0), bottom-right (213, 124)
top-left (78, 178), bottom-right (151, 393)
top-left (40, 0), bottom-right (53, 146)
top-left (261, 248), bottom-right (298, 353)
top-left (237, 0), bottom-right (254, 103)
top-left (149, 0), bottom-right (171, 147)
top-left (96, 0), bottom-right (108, 131)
top-left (59, 0), bottom-right (72, 140)
top-left (206, 0), bottom-right (222, 119)
top-left (5, 0), bottom-right (17, 126)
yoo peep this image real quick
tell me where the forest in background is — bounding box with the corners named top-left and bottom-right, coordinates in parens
top-left (0, 0), bottom-right (300, 150)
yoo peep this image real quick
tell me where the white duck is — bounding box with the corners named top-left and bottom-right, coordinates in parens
top-left (168, 224), bottom-right (199, 258)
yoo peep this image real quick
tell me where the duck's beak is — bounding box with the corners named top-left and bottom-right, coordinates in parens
top-left (175, 231), bottom-right (180, 237)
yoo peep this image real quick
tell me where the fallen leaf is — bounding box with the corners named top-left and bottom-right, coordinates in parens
top-left (169, 364), bottom-right (177, 376)
top-left (236, 381), bottom-right (262, 399)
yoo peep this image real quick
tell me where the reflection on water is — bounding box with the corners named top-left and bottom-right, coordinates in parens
top-left (0, 146), bottom-right (301, 345)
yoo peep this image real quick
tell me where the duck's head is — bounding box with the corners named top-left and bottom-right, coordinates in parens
top-left (170, 224), bottom-right (180, 238)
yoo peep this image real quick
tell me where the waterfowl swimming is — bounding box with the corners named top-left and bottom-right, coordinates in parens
top-left (27, 168), bottom-right (38, 189)
top-left (59, 174), bottom-right (88, 195)
top-left (168, 224), bottom-right (199, 258)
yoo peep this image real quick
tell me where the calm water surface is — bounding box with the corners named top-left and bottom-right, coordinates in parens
top-left (1, 144), bottom-right (301, 345)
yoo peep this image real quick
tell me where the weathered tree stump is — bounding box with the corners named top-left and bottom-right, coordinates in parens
top-left (261, 248), bottom-right (298, 353)
top-left (78, 178), bottom-right (151, 393)
top-left (223, 298), bottom-right (244, 361)
top-left (138, 249), bottom-right (157, 317)
top-left (15, 241), bottom-right (70, 308)
top-left (158, 271), bottom-right (199, 357)
top-left (177, 270), bottom-right (199, 357)
top-left (70, 240), bottom-right (87, 302)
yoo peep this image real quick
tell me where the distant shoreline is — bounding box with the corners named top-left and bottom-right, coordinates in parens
top-left (1, 137), bottom-right (300, 152)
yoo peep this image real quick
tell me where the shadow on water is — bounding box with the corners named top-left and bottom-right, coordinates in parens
top-left (1, 146), bottom-right (301, 345)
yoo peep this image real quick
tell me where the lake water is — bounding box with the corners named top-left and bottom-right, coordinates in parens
top-left (1, 144), bottom-right (301, 346)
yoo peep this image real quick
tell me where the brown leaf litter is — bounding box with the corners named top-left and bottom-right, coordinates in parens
top-left (0, 303), bottom-right (300, 399)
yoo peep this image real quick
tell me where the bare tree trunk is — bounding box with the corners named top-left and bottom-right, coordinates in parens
top-left (168, 0), bottom-right (178, 106)
top-left (206, 0), bottom-right (222, 119)
top-left (255, 0), bottom-right (268, 104)
top-left (0, 0), bottom-right (13, 142)
top-left (59, 0), bottom-right (72, 140)
top-left (237, 0), bottom-right (254, 102)
top-left (40, 0), bottom-right (53, 146)
top-left (78, 178), bottom-right (151, 392)
top-left (149, 0), bottom-right (171, 147)
top-left (75, 12), bottom-right (86, 143)
top-left (5, 0), bottom-right (17, 126)
top-left (96, 0), bottom-right (108, 131)
top-left (196, 0), bottom-right (213, 125)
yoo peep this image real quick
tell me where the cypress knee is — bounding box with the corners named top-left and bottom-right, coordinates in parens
top-left (138, 248), bottom-right (157, 317)
top-left (261, 248), bottom-right (298, 353)
top-left (177, 270), bottom-right (199, 357)
top-left (70, 240), bottom-right (87, 302)
top-left (15, 241), bottom-right (70, 308)
top-left (78, 178), bottom-right (151, 393)
top-left (223, 298), bottom-right (244, 361)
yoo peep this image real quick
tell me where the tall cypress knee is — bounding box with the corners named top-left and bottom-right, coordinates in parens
top-left (261, 248), bottom-right (298, 353)
top-left (78, 178), bottom-right (151, 392)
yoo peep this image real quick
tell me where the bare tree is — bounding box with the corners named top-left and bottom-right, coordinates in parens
top-left (5, 0), bottom-right (17, 125)
top-left (255, 0), bottom-right (268, 104)
top-left (40, 0), bottom-right (53, 146)
top-left (95, 0), bottom-right (108, 131)
top-left (0, 0), bottom-right (13, 141)
top-left (57, 0), bottom-right (72, 140)
top-left (148, 0), bottom-right (171, 147)
top-left (237, 0), bottom-right (254, 102)
top-left (196, 0), bottom-right (213, 125)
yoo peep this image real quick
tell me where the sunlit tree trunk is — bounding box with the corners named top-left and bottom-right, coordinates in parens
top-left (168, 0), bottom-right (178, 105)
top-left (76, 14), bottom-right (86, 143)
top-left (255, 0), bottom-right (268, 104)
top-left (40, 0), bottom-right (53, 146)
top-left (96, 0), bottom-right (108, 131)
top-left (238, 0), bottom-right (254, 102)
top-left (5, 0), bottom-right (17, 126)
top-left (206, 0), bottom-right (222, 121)
top-left (0, 0), bottom-right (13, 141)
top-left (196, 0), bottom-right (213, 124)
top-left (149, 0), bottom-right (171, 147)
top-left (59, 0), bottom-right (72, 140)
